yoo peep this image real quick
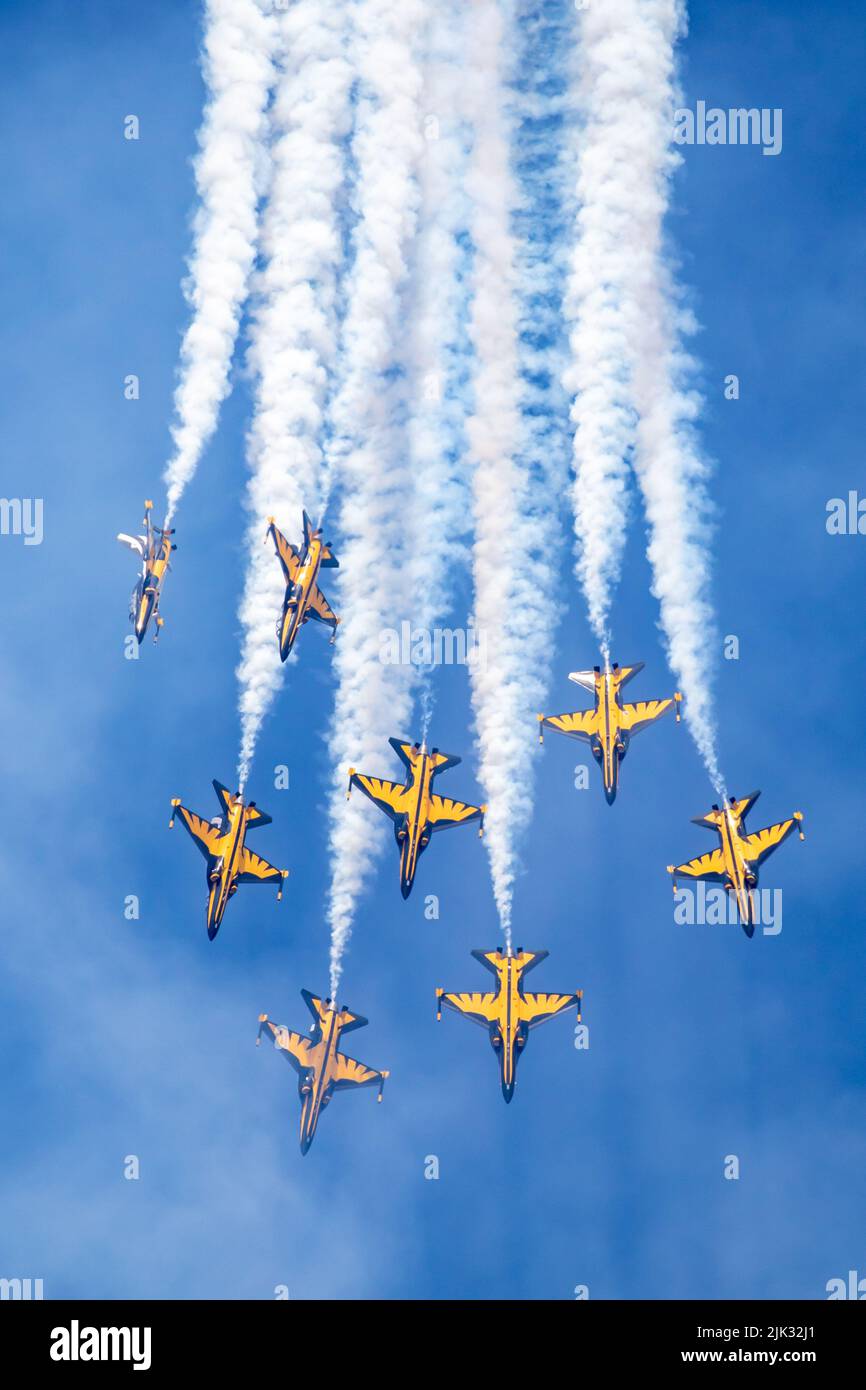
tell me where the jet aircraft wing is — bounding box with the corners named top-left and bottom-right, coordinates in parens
top-left (427, 794), bottom-right (485, 832)
top-left (741, 818), bottom-right (799, 867)
top-left (306, 584), bottom-right (338, 627)
top-left (331, 1053), bottom-right (387, 1092)
top-left (437, 991), bottom-right (499, 1028)
top-left (258, 1017), bottom-right (314, 1074)
top-left (348, 774), bottom-right (412, 822)
top-left (619, 697), bottom-right (674, 733)
top-left (171, 805), bottom-right (222, 860)
top-left (672, 848), bottom-right (727, 882)
top-left (238, 846), bottom-right (286, 885)
top-left (521, 991), bottom-right (582, 1028)
top-left (269, 524), bottom-right (302, 585)
top-left (540, 709), bottom-right (600, 740)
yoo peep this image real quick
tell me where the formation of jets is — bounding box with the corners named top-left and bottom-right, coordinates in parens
top-left (347, 739), bottom-right (486, 898)
top-left (117, 500), bottom-right (175, 644)
top-left (120, 503), bottom-right (806, 1151)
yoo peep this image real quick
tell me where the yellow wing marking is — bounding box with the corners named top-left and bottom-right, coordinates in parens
top-left (439, 992), bottom-right (500, 1027)
top-left (350, 774), bottom-right (412, 822)
top-left (427, 794), bottom-right (484, 831)
top-left (520, 992), bottom-right (580, 1027)
top-left (270, 525), bottom-right (301, 584)
top-left (673, 848), bottom-right (726, 881)
top-left (173, 806), bottom-right (222, 860)
top-left (238, 847), bottom-right (284, 884)
top-left (332, 1054), bottom-right (382, 1090)
top-left (619, 698), bottom-right (673, 732)
top-left (541, 709), bottom-right (600, 740)
top-left (741, 819), bottom-right (796, 867)
top-left (307, 584), bottom-right (338, 626)
top-left (268, 1023), bottom-right (315, 1073)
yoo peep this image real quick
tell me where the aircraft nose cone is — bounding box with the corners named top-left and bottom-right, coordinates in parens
top-left (502, 1081), bottom-right (515, 1104)
top-left (207, 923), bottom-right (219, 941)
top-left (603, 783), bottom-right (617, 805)
top-left (400, 879), bottom-right (413, 900)
top-left (741, 917), bottom-right (756, 940)
top-left (299, 1135), bottom-right (313, 1156)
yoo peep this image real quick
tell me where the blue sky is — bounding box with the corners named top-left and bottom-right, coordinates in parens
top-left (0, 0), bottom-right (864, 1300)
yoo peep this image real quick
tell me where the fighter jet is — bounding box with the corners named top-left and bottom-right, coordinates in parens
top-left (169, 780), bottom-right (288, 940)
top-left (267, 510), bottom-right (339, 660)
top-left (347, 738), bottom-right (486, 899)
top-left (257, 993), bottom-right (389, 1155)
top-left (437, 948), bottom-right (582, 1102)
top-left (667, 791), bottom-right (805, 936)
top-left (117, 499), bottom-right (176, 644)
top-left (538, 660), bottom-right (681, 804)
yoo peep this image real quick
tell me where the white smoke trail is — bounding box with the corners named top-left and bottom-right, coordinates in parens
top-left (162, 0), bottom-right (276, 524)
top-left (404, 0), bottom-right (473, 657)
top-left (326, 0), bottom-right (427, 997)
top-left (561, 0), bottom-right (639, 658)
top-left (464, 0), bottom-right (561, 945)
top-left (234, 3), bottom-right (353, 792)
top-left (572, 0), bottom-right (724, 791)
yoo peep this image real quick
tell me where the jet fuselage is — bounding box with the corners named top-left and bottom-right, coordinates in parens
top-left (279, 535), bottom-right (324, 658)
top-left (297, 1007), bottom-right (345, 1154)
top-left (394, 748), bottom-right (437, 897)
top-left (588, 669), bottom-right (630, 803)
top-left (134, 530), bottom-right (172, 643)
top-left (205, 797), bottom-right (253, 939)
top-left (485, 951), bottom-right (532, 1102)
top-left (709, 805), bottom-right (759, 931)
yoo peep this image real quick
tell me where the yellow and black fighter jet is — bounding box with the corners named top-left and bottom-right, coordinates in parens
top-left (437, 948), bottom-right (582, 1102)
top-left (257, 993), bottom-right (389, 1155)
top-left (347, 738), bottom-right (486, 899)
top-left (667, 791), bottom-right (805, 936)
top-left (169, 780), bottom-right (288, 940)
top-left (538, 660), bottom-right (681, 804)
top-left (117, 499), bottom-right (176, 644)
top-left (267, 510), bottom-right (340, 660)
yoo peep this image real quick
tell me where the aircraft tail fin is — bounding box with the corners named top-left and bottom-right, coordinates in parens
top-left (614, 660), bottom-right (645, 688)
top-left (428, 747), bottom-right (461, 776)
top-left (388, 736), bottom-right (420, 771)
top-left (336, 1005), bottom-right (369, 1034)
top-left (567, 668), bottom-right (598, 693)
top-left (212, 780), bottom-right (236, 816)
top-left (726, 790), bottom-right (761, 823)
